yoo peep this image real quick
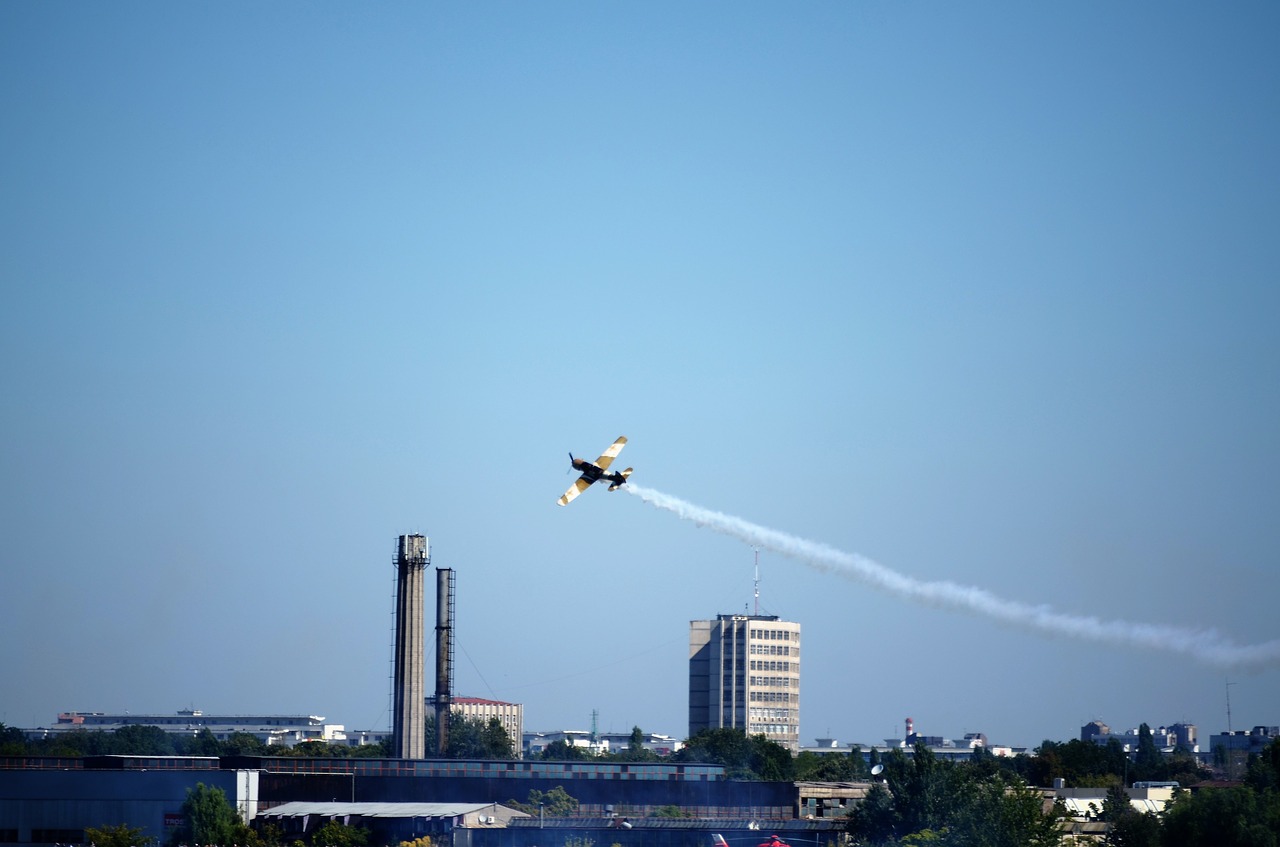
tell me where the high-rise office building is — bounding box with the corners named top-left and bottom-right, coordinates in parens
top-left (689, 614), bottom-right (800, 751)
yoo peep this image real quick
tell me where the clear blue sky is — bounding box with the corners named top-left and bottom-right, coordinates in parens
top-left (2, 2), bottom-right (1277, 750)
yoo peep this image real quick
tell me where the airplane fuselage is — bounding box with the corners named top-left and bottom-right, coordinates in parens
top-left (571, 456), bottom-right (604, 480)
top-left (571, 457), bottom-right (625, 486)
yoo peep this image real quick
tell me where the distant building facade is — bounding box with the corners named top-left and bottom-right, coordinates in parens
top-left (689, 614), bottom-right (801, 751)
top-left (522, 730), bottom-right (682, 758)
top-left (25, 710), bottom-right (345, 747)
top-left (1211, 725), bottom-right (1278, 756)
top-left (1079, 720), bottom-right (1199, 753)
top-left (429, 696), bottom-right (524, 756)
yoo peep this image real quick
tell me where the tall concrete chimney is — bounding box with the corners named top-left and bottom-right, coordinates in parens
top-left (392, 534), bottom-right (428, 759)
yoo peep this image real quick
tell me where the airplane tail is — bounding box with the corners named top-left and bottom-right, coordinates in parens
top-left (607, 468), bottom-right (633, 491)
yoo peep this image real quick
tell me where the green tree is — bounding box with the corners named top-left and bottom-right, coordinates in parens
top-left (175, 728), bottom-right (224, 757)
top-left (539, 739), bottom-right (592, 761)
top-left (615, 726), bottom-right (657, 762)
top-left (169, 782), bottom-right (249, 847)
top-left (1013, 738), bottom-right (1130, 788)
top-left (947, 774), bottom-right (1064, 847)
top-left (506, 786), bottom-right (579, 817)
top-left (223, 731), bottom-right (270, 756)
top-left (886, 745), bottom-right (964, 835)
top-left (425, 713), bottom-right (514, 759)
top-left (1132, 723), bottom-right (1162, 782)
top-left (1160, 785), bottom-right (1280, 847)
top-left (86, 823), bottom-right (155, 847)
top-left (479, 717), bottom-right (515, 758)
top-left (1099, 783), bottom-right (1130, 823)
top-left (114, 724), bottom-right (176, 756)
top-left (673, 728), bottom-right (794, 781)
top-left (250, 821), bottom-right (286, 847)
top-left (45, 729), bottom-right (115, 756)
top-left (1245, 737), bottom-right (1280, 793)
top-left (795, 748), bottom-right (867, 781)
top-left (346, 740), bottom-right (391, 758)
top-left (0, 722), bottom-right (28, 755)
top-left (1103, 808), bottom-right (1161, 847)
top-left (848, 746), bottom-right (1064, 847)
top-left (309, 820), bottom-right (369, 847)
top-left (847, 781), bottom-right (896, 844)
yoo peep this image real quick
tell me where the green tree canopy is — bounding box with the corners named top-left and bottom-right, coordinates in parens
top-left (1160, 784), bottom-right (1280, 847)
top-left (847, 744), bottom-right (1065, 847)
top-left (614, 726), bottom-right (658, 762)
top-left (309, 820), bottom-right (370, 847)
top-left (795, 747), bottom-right (868, 781)
top-left (174, 728), bottom-right (224, 757)
top-left (505, 786), bottom-right (579, 817)
top-left (114, 725), bottom-right (176, 756)
top-left (0, 723), bottom-right (28, 755)
top-left (672, 728), bottom-right (795, 781)
top-left (537, 739), bottom-right (592, 761)
top-left (169, 782), bottom-right (249, 847)
top-left (424, 713), bottom-right (515, 759)
top-left (86, 823), bottom-right (155, 847)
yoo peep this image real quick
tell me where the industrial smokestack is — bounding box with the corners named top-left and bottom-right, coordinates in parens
top-left (435, 567), bottom-right (454, 757)
top-left (392, 534), bottom-right (428, 759)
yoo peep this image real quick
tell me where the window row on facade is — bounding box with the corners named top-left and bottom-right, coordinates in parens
top-left (749, 644), bottom-right (796, 656)
top-left (749, 660), bottom-right (792, 672)
top-left (749, 628), bottom-right (795, 641)
top-left (748, 676), bottom-right (794, 689)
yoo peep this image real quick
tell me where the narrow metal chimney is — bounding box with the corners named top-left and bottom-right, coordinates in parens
top-left (434, 567), bottom-right (455, 757)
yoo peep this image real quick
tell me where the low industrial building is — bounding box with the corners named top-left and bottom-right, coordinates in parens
top-left (1, 753), bottom-right (811, 846)
top-left (0, 759), bottom-right (256, 845)
top-left (256, 801), bottom-right (528, 845)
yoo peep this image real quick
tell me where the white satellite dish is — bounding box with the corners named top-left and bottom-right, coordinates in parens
top-left (870, 764), bottom-right (884, 776)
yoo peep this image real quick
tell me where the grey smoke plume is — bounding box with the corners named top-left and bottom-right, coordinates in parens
top-left (624, 483), bottom-right (1280, 670)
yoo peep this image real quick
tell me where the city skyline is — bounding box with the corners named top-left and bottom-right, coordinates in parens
top-left (2, 3), bottom-right (1278, 751)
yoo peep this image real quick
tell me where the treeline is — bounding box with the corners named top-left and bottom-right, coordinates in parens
top-left (848, 743), bottom-right (1064, 847)
top-left (1006, 723), bottom-right (1211, 788)
top-left (847, 738), bottom-right (1280, 847)
top-left (0, 719), bottom-right (1227, 787)
top-left (0, 714), bottom-right (518, 760)
top-left (0, 722), bottom-right (388, 759)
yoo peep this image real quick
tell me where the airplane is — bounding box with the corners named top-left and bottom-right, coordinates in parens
top-left (557, 435), bottom-right (633, 505)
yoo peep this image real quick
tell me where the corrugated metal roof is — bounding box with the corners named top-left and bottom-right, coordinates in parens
top-left (507, 819), bottom-right (844, 831)
top-left (259, 802), bottom-right (519, 819)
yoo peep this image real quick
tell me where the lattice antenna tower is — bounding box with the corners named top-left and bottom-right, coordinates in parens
top-left (753, 547), bottom-right (760, 615)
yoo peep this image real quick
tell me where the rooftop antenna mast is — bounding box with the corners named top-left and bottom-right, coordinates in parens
top-left (1226, 678), bottom-right (1236, 735)
top-left (753, 547), bottom-right (760, 615)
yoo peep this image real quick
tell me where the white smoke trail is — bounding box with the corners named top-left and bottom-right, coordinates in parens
top-left (624, 483), bottom-right (1280, 670)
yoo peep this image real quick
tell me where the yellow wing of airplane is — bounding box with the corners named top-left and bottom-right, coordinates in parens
top-left (594, 436), bottom-right (627, 470)
top-left (558, 477), bottom-right (593, 506)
